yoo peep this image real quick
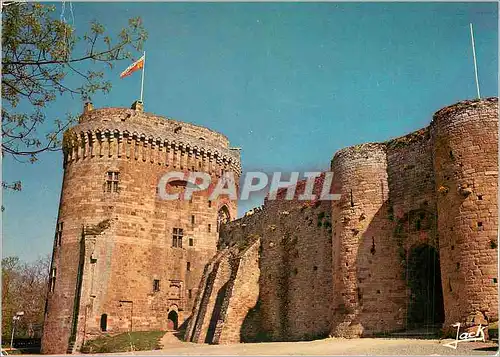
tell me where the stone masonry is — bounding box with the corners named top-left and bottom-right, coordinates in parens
top-left (186, 97), bottom-right (498, 343)
top-left (41, 101), bottom-right (240, 354)
top-left (43, 97), bottom-right (498, 353)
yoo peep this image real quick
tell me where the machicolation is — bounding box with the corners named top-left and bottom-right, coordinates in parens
top-left (43, 97), bottom-right (498, 353)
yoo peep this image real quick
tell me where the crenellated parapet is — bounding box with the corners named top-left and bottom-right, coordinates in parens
top-left (63, 106), bottom-right (241, 175)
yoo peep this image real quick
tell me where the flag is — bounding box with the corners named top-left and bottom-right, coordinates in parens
top-left (120, 55), bottom-right (145, 79)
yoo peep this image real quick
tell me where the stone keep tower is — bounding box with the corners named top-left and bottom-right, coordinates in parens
top-left (41, 101), bottom-right (241, 354)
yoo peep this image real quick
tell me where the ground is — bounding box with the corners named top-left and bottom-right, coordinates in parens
top-left (79, 332), bottom-right (499, 356)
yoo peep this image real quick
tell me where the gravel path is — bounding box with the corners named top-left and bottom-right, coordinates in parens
top-left (102, 334), bottom-right (499, 356)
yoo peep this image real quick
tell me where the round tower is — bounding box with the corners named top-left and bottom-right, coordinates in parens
top-left (432, 97), bottom-right (498, 328)
top-left (41, 101), bottom-right (240, 354)
top-left (330, 143), bottom-right (390, 337)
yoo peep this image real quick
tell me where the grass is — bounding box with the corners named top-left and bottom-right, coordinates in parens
top-left (489, 321), bottom-right (498, 340)
top-left (80, 331), bottom-right (165, 354)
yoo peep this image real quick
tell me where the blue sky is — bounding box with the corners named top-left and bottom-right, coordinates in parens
top-left (2, 2), bottom-right (498, 262)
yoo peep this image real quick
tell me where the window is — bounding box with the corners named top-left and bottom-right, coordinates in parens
top-left (153, 279), bottom-right (160, 292)
top-left (188, 289), bottom-right (192, 299)
top-left (191, 215), bottom-right (195, 225)
top-left (172, 228), bottom-right (183, 248)
top-left (217, 206), bottom-right (230, 233)
top-left (106, 171), bottom-right (119, 193)
top-left (49, 268), bottom-right (56, 292)
top-left (100, 314), bottom-right (108, 332)
top-left (208, 224), bottom-right (211, 233)
top-left (187, 262), bottom-right (191, 271)
top-left (189, 238), bottom-right (194, 247)
top-left (55, 222), bottom-right (63, 246)
top-left (208, 200), bottom-right (212, 208)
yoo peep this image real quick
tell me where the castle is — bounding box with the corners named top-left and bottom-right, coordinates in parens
top-left (41, 101), bottom-right (240, 354)
top-left (42, 97), bottom-right (498, 353)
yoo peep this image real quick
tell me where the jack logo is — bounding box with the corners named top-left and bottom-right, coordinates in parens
top-left (443, 322), bottom-right (486, 349)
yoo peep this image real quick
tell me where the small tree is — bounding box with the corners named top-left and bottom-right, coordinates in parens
top-left (2, 255), bottom-right (51, 340)
top-left (1, 2), bottom-right (147, 171)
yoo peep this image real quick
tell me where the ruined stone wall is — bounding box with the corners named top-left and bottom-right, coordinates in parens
top-left (212, 184), bottom-right (333, 342)
top-left (184, 237), bottom-right (260, 344)
top-left (41, 103), bottom-right (240, 354)
top-left (216, 240), bottom-right (260, 344)
top-left (431, 98), bottom-right (498, 327)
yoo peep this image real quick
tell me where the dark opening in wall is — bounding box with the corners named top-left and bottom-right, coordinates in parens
top-left (370, 238), bottom-right (376, 255)
top-left (100, 314), bottom-right (108, 331)
top-left (451, 245), bottom-right (454, 250)
top-left (313, 266), bottom-right (318, 271)
top-left (153, 279), bottom-right (160, 292)
top-left (377, 290), bottom-right (381, 294)
top-left (407, 244), bottom-right (445, 326)
top-left (187, 262), bottom-right (191, 271)
top-left (478, 222), bottom-right (483, 230)
top-left (456, 262), bottom-right (460, 270)
top-left (350, 189), bottom-right (354, 207)
top-left (189, 238), bottom-right (194, 246)
top-left (494, 278), bottom-right (498, 284)
top-left (188, 289), bottom-right (192, 298)
top-left (191, 215), bottom-right (195, 225)
top-left (478, 195), bottom-right (483, 200)
top-left (168, 310), bottom-right (179, 330)
top-left (174, 126), bottom-right (182, 133)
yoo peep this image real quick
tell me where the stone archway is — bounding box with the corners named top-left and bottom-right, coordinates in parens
top-left (406, 244), bottom-right (445, 328)
top-left (167, 310), bottom-right (178, 331)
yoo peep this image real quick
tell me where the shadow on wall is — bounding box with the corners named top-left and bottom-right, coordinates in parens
top-left (240, 299), bottom-right (271, 343)
top-left (331, 198), bottom-right (446, 336)
top-left (205, 281), bottom-right (230, 344)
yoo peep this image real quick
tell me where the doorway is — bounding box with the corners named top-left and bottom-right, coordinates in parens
top-left (406, 244), bottom-right (445, 327)
top-left (167, 310), bottom-right (178, 330)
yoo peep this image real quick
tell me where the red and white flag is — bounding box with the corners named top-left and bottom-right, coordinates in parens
top-left (120, 55), bottom-right (145, 79)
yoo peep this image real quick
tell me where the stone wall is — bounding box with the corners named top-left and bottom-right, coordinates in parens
top-left (202, 177), bottom-right (334, 343)
top-left (330, 143), bottom-right (403, 337)
top-left (41, 102), bottom-right (240, 354)
top-left (184, 236), bottom-right (260, 344)
top-left (202, 97), bottom-right (498, 343)
top-left (431, 98), bottom-right (498, 327)
top-left (42, 97), bottom-right (498, 353)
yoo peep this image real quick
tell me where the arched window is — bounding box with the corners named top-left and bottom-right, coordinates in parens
top-left (100, 314), bottom-right (108, 332)
top-left (217, 206), bottom-right (230, 232)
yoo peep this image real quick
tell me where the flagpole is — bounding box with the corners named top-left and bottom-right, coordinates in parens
top-left (140, 51), bottom-right (146, 103)
top-left (469, 23), bottom-right (481, 99)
